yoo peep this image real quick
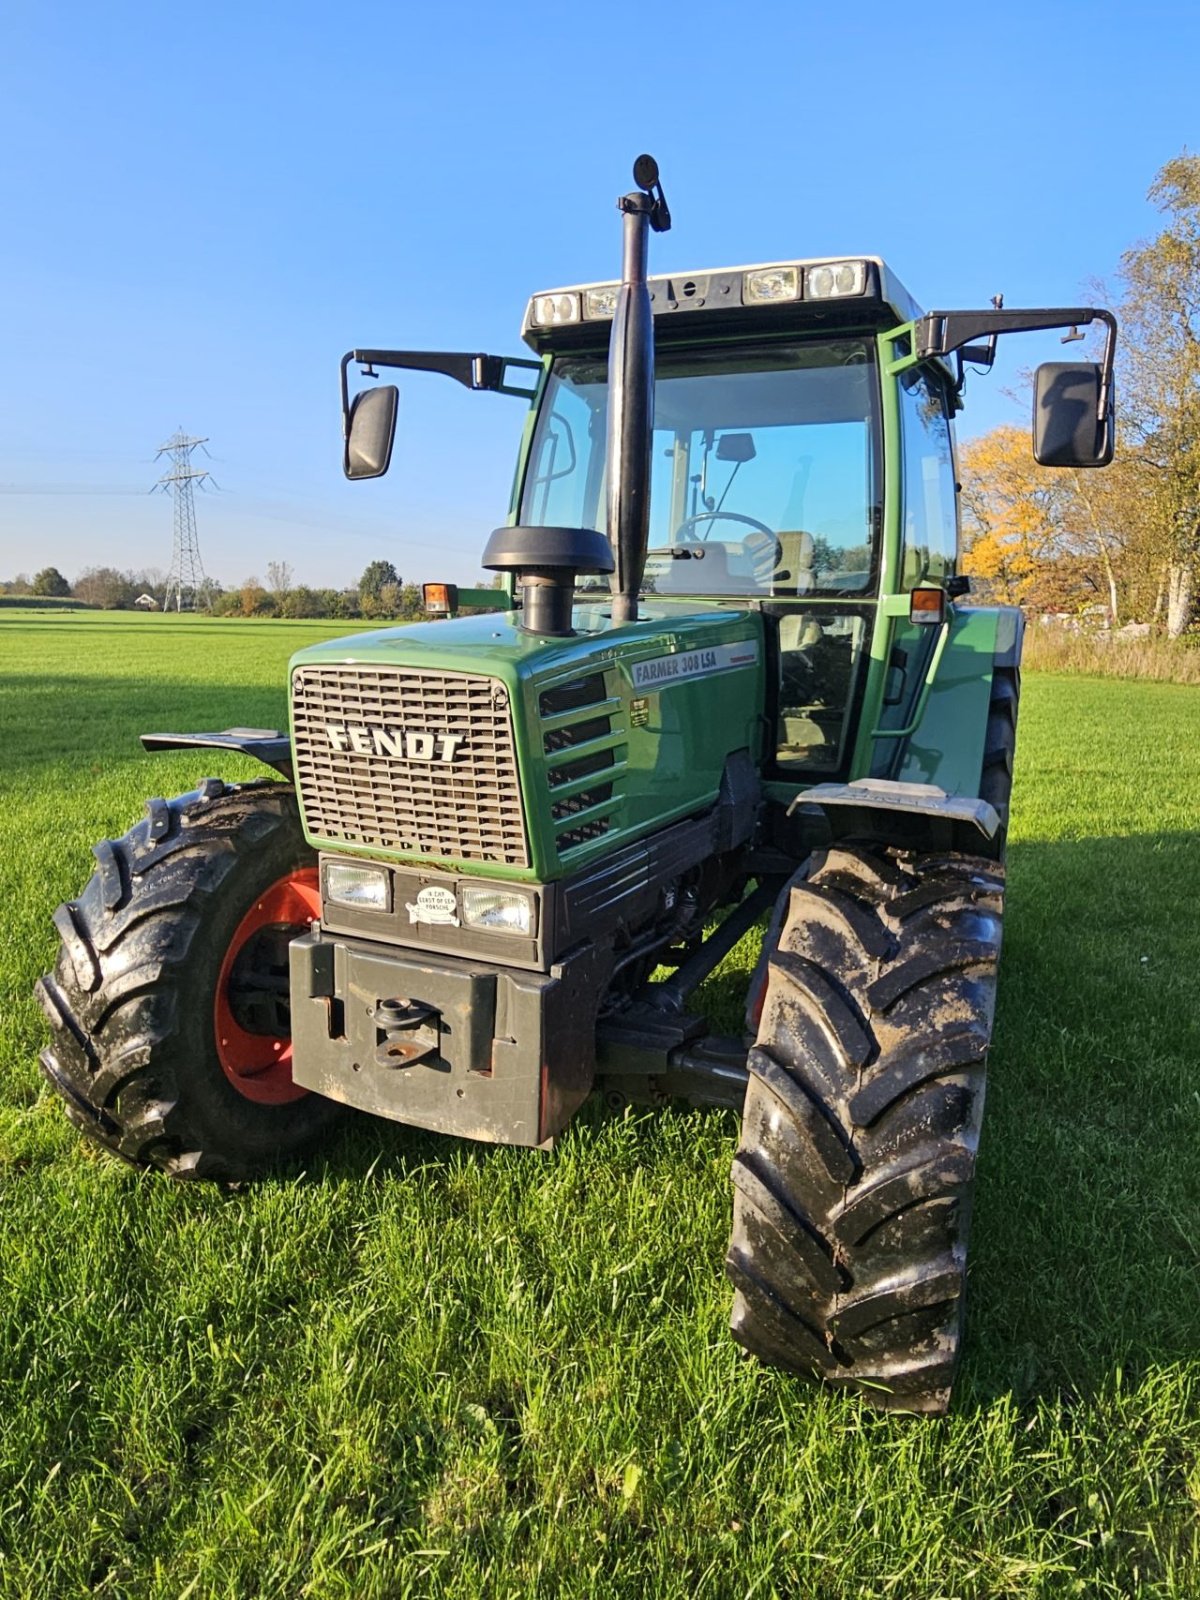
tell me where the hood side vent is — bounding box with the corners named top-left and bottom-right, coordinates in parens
top-left (538, 670), bottom-right (627, 859)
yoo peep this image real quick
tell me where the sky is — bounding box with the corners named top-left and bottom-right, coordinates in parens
top-left (1, 0), bottom-right (1197, 591)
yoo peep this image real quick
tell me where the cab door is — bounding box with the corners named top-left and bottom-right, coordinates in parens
top-left (867, 359), bottom-right (960, 777)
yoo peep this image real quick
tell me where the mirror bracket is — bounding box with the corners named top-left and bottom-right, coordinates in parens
top-left (917, 305), bottom-right (1117, 426)
top-left (339, 348), bottom-right (542, 478)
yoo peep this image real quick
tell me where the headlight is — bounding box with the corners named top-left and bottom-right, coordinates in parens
top-left (325, 862), bottom-right (390, 912)
top-left (531, 292), bottom-right (581, 327)
top-left (805, 260), bottom-right (867, 299)
top-left (460, 885), bottom-right (535, 936)
top-left (743, 265), bottom-right (800, 304)
top-left (583, 285), bottom-right (620, 319)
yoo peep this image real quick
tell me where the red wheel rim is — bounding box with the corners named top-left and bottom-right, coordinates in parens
top-left (213, 866), bottom-right (320, 1105)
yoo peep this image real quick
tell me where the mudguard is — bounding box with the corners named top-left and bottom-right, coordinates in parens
top-left (792, 778), bottom-right (1000, 852)
top-left (799, 604), bottom-right (1022, 852)
top-left (140, 729), bottom-right (292, 777)
top-left (894, 604), bottom-right (1022, 798)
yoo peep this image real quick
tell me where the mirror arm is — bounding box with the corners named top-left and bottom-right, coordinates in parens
top-left (1091, 309), bottom-right (1117, 426)
top-left (340, 349), bottom-right (542, 442)
top-left (917, 307), bottom-right (1118, 422)
top-left (339, 352), bottom-right (355, 447)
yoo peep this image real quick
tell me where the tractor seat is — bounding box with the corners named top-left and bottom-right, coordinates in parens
top-left (778, 612), bottom-right (824, 653)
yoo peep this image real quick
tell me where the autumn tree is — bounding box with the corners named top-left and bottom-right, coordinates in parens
top-left (1114, 152), bottom-right (1200, 635)
top-left (1057, 455), bottom-right (1161, 624)
top-left (959, 427), bottom-right (1071, 606)
top-left (238, 576), bottom-right (274, 616)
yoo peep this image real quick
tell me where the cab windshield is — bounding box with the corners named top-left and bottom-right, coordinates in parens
top-left (520, 338), bottom-right (881, 599)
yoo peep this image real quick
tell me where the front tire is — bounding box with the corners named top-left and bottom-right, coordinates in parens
top-left (36, 780), bottom-right (343, 1180)
top-left (726, 846), bottom-right (1004, 1412)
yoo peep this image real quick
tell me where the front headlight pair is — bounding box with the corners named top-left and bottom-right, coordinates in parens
top-left (324, 863), bottom-right (534, 937)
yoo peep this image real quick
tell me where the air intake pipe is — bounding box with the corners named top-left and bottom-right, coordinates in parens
top-left (482, 524), bottom-right (613, 637)
top-left (607, 156), bottom-right (671, 627)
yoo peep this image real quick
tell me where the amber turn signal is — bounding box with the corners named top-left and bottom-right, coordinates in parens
top-left (422, 582), bottom-right (458, 616)
top-left (909, 586), bottom-right (946, 626)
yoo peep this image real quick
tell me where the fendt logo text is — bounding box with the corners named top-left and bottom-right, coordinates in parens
top-left (324, 723), bottom-right (465, 763)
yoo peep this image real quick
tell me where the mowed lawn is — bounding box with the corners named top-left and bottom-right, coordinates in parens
top-left (3, 611), bottom-right (1200, 1598)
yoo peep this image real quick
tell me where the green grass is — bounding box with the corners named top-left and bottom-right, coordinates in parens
top-left (3, 612), bottom-right (1200, 1597)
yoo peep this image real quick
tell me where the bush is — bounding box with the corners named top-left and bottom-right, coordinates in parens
top-left (1023, 623), bottom-right (1200, 685)
top-left (279, 586), bottom-right (327, 619)
top-left (318, 589), bottom-right (360, 619)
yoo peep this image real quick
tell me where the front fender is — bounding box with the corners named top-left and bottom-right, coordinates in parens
top-left (140, 728), bottom-right (293, 778)
top-left (895, 605), bottom-right (1022, 799)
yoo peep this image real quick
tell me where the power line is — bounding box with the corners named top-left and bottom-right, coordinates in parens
top-left (154, 429), bottom-right (214, 612)
top-left (0, 484), bottom-right (147, 495)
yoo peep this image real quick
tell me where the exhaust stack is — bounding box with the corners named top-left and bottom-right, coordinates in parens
top-left (607, 155), bottom-right (671, 626)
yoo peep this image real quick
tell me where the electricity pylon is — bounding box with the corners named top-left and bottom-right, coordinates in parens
top-left (155, 430), bottom-right (212, 612)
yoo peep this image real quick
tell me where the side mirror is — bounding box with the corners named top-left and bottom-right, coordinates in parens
top-left (345, 384), bottom-right (399, 479)
top-left (1032, 362), bottom-right (1113, 468)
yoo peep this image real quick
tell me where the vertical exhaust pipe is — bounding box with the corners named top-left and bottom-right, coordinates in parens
top-left (607, 155), bottom-right (670, 627)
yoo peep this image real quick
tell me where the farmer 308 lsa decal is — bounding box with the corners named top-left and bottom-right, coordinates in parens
top-left (38, 156), bottom-right (1117, 1412)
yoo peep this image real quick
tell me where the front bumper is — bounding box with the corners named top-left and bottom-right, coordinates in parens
top-left (288, 928), bottom-right (605, 1146)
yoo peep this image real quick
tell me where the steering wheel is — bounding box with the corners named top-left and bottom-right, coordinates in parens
top-left (672, 511), bottom-right (781, 586)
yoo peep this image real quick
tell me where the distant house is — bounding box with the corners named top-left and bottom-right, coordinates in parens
top-left (134, 593), bottom-right (160, 610)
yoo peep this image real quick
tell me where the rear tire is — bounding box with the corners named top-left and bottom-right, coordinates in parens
top-left (36, 780), bottom-right (344, 1181)
top-left (726, 846), bottom-right (1004, 1412)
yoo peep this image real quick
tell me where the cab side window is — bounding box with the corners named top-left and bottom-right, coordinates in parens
top-left (898, 368), bottom-right (958, 587)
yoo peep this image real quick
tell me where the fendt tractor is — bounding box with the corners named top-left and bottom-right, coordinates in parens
top-left (38, 158), bottom-right (1117, 1411)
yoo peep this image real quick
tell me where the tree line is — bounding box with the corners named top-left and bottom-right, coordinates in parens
top-left (961, 152), bottom-right (1200, 636)
top-left (0, 560), bottom-right (499, 620)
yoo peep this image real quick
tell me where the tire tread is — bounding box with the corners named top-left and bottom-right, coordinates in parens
top-left (36, 781), bottom-right (339, 1180)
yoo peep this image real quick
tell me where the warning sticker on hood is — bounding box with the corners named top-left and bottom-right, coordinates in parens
top-left (630, 639), bottom-right (759, 691)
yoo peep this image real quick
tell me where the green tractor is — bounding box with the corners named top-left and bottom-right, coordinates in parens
top-left (37, 158), bottom-right (1116, 1412)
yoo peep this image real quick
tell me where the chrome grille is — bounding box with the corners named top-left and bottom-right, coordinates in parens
top-left (292, 664), bottom-right (528, 867)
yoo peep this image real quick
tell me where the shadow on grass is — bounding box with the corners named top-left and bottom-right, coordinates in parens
top-left (960, 828), bottom-right (1200, 1406)
top-left (296, 830), bottom-right (1200, 1412)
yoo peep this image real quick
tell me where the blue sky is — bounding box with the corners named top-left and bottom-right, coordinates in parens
top-left (1, 0), bottom-right (1196, 590)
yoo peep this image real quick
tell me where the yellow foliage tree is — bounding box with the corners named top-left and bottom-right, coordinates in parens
top-left (959, 427), bottom-right (1069, 607)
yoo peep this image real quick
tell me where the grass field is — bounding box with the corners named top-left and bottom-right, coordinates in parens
top-left (3, 611), bottom-right (1200, 1598)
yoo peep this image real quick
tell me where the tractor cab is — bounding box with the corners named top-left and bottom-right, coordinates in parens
top-left (517, 265), bottom-right (923, 778)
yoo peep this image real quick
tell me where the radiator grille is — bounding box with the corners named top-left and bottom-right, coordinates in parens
top-left (292, 664), bottom-right (529, 867)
